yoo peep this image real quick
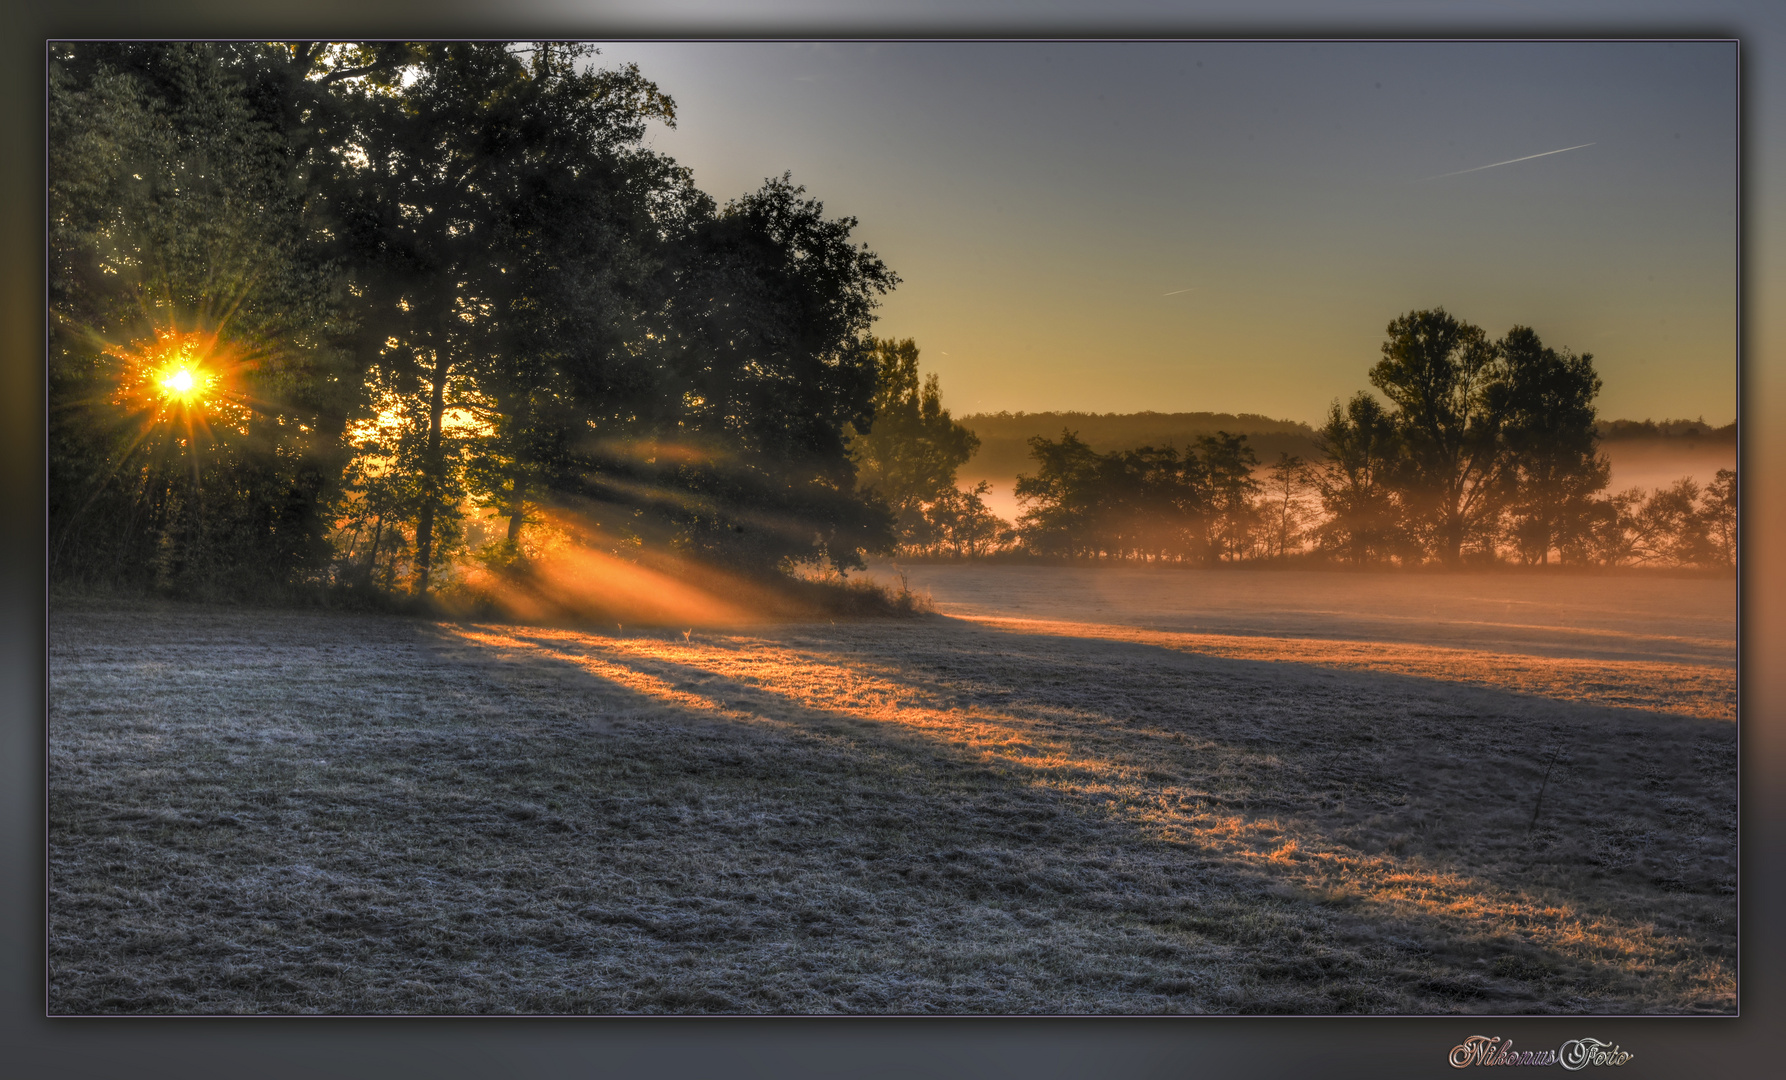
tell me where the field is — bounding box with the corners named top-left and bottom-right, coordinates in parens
top-left (47, 568), bottom-right (1735, 1014)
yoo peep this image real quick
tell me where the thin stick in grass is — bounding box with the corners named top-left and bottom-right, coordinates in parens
top-left (1526, 735), bottom-right (1566, 838)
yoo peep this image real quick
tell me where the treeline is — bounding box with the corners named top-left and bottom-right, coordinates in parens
top-left (1597, 418), bottom-right (1736, 443)
top-left (888, 310), bottom-right (1734, 571)
top-left (960, 411), bottom-right (1319, 482)
top-left (50, 42), bottom-right (906, 600)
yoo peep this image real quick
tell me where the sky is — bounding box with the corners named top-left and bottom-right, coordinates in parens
top-left (587, 40), bottom-right (1737, 425)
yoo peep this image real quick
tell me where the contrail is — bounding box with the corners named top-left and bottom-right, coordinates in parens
top-left (1414, 141), bottom-right (1595, 182)
top-left (1162, 287), bottom-right (1196, 296)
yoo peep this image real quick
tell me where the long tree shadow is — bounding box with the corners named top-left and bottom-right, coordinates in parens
top-left (425, 615), bottom-right (1735, 1014)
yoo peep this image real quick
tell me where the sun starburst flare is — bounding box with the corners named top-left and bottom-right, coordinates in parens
top-left (159, 365), bottom-right (198, 400)
top-left (106, 325), bottom-right (253, 431)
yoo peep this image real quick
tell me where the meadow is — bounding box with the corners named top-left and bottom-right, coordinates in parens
top-left (47, 568), bottom-right (1735, 1014)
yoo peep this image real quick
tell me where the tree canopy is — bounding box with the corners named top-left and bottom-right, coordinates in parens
top-left (846, 338), bottom-right (987, 553)
top-left (49, 43), bottom-right (359, 593)
top-left (49, 42), bottom-right (906, 599)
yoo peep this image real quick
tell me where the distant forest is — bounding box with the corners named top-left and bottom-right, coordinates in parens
top-left (47, 43), bottom-right (1734, 608)
top-left (960, 412), bottom-right (1322, 481)
top-left (904, 312), bottom-right (1734, 571)
top-left (1595, 418), bottom-right (1736, 443)
top-left (962, 411), bottom-right (1735, 481)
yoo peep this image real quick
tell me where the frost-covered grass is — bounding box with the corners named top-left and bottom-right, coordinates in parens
top-left (48, 585), bottom-right (1734, 1015)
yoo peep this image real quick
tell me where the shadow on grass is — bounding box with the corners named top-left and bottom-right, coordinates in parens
top-left (45, 603), bottom-right (1733, 1014)
top-left (428, 615), bottom-right (1735, 1014)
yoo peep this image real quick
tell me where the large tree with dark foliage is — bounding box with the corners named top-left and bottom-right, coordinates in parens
top-left (50, 41), bottom-right (903, 600)
top-left (1011, 306), bottom-right (1700, 572)
top-left (333, 42), bottom-right (685, 592)
top-left (465, 57), bottom-right (702, 557)
top-left (1366, 308), bottom-right (1509, 566)
top-left (47, 43), bottom-right (363, 594)
top-left (1495, 326), bottom-right (1609, 564)
top-left (634, 175), bottom-right (899, 573)
top-left (1322, 311), bottom-right (1614, 568)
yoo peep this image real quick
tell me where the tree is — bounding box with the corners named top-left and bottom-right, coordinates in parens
top-left (922, 482), bottom-right (1012, 557)
top-left (1313, 392), bottom-right (1402, 565)
top-left (1496, 326), bottom-right (1609, 565)
top-left (1195, 431), bottom-right (1261, 561)
top-left (1625, 479), bottom-right (1709, 566)
top-left (461, 45), bottom-right (699, 559)
top-left (1014, 431), bottom-right (1106, 558)
top-left (333, 43), bottom-right (681, 592)
top-left (50, 42), bottom-right (910, 598)
top-left (1107, 444), bottom-right (1202, 560)
top-left (1014, 431), bottom-right (1259, 563)
top-left (1262, 452), bottom-right (1317, 560)
top-left (1701, 468), bottom-right (1736, 569)
top-left (48, 43), bottom-right (357, 593)
top-left (1368, 309), bottom-right (1507, 565)
top-left (847, 338), bottom-right (983, 551)
top-left (634, 174), bottom-right (900, 574)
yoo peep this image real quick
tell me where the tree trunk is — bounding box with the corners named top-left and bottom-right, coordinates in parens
top-left (413, 340), bottom-right (450, 594)
top-left (1442, 482), bottom-right (1466, 566)
top-left (364, 515), bottom-right (384, 588)
top-left (507, 479), bottom-right (525, 543)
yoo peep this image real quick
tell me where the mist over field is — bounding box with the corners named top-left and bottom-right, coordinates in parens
top-left (1598, 439), bottom-right (1737, 497)
top-left (864, 564), bottom-right (1734, 671)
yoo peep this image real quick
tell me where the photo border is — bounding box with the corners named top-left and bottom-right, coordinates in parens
top-left (11, 2), bottom-right (1776, 1077)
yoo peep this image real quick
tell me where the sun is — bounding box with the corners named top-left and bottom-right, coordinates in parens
top-left (107, 325), bottom-right (252, 429)
top-left (157, 364), bottom-right (204, 404)
top-left (142, 333), bottom-right (215, 409)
